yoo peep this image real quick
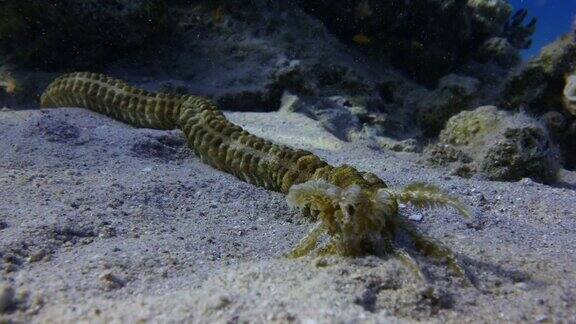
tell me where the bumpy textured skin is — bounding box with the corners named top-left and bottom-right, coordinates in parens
top-left (41, 72), bottom-right (386, 194)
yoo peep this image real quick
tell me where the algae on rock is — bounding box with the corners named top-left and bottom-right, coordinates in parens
top-left (426, 106), bottom-right (560, 183)
top-left (501, 32), bottom-right (576, 169)
top-left (502, 33), bottom-right (576, 114)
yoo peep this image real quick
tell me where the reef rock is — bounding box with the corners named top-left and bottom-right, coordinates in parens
top-left (566, 121), bottom-right (576, 166)
top-left (563, 74), bottom-right (576, 116)
top-left (416, 74), bottom-right (480, 136)
top-left (501, 32), bottom-right (576, 169)
top-left (540, 111), bottom-right (569, 137)
top-left (426, 106), bottom-right (560, 183)
top-left (502, 33), bottom-right (576, 114)
top-left (476, 37), bottom-right (521, 68)
top-left (467, 0), bottom-right (512, 36)
top-left (300, 0), bottom-right (525, 85)
top-left (279, 92), bottom-right (361, 141)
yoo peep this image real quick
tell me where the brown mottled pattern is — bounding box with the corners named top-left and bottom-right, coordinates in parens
top-left (41, 72), bottom-right (386, 194)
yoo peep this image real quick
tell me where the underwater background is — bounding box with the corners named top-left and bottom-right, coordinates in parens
top-left (1, 1), bottom-right (576, 322)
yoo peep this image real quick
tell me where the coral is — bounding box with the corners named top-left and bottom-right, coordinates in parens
top-left (300, 0), bottom-right (519, 85)
top-left (41, 72), bottom-right (471, 284)
top-left (439, 105), bottom-right (504, 145)
top-left (501, 33), bottom-right (576, 168)
top-left (501, 33), bottom-right (576, 169)
top-left (540, 111), bottom-right (569, 136)
top-left (501, 8), bottom-right (537, 49)
top-left (502, 33), bottom-right (576, 114)
top-left (563, 74), bottom-right (576, 116)
top-left (475, 37), bottom-right (521, 68)
top-left (0, 282), bottom-right (15, 313)
top-left (425, 144), bottom-right (473, 167)
top-left (540, 108), bottom-right (575, 168)
top-left (480, 123), bottom-right (559, 183)
top-left (416, 74), bottom-right (480, 136)
top-left (427, 106), bottom-right (560, 183)
top-left (467, 0), bottom-right (512, 36)
top-left (0, 0), bottom-right (169, 69)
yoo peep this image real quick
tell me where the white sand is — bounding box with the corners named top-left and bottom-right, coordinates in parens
top-left (0, 107), bottom-right (575, 323)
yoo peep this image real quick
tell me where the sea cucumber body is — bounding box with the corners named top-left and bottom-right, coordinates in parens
top-left (41, 72), bottom-right (385, 194)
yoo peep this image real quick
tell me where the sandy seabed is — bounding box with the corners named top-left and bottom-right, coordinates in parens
top-left (0, 107), bottom-right (575, 323)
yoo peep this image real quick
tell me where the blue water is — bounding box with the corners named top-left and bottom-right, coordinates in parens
top-left (508, 0), bottom-right (575, 58)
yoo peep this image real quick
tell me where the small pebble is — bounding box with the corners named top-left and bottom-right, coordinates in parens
top-left (4, 264), bottom-right (17, 273)
top-left (27, 249), bottom-right (46, 263)
top-left (99, 272), bottom-right (125, 290)
top-left (301, 319), bottom-right (320, 324)
top-left (514, 282), bottom-right (529, 291)
top-left (519, 178), bottom-right (534, 185)
top-left (409, 213), bottom-right (424, 222)
top-left (98, 226), bottom-right (117, 238)
top-left (206, 295), bottom-right (231, 311)
top-left (313, 258), bottom-right (329, 268)
top-left (202, 295), bottom-right (232, 315)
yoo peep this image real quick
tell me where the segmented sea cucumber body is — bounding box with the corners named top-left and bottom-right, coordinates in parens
top-left (41, 72), bottom-right (386, 194)
top-left (40, 72), bottom-right (475, 273)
